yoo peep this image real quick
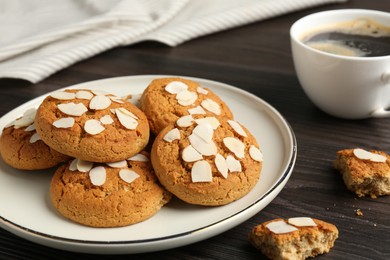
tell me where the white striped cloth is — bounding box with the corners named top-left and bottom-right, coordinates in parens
top-left (0, 0), bottom-right (346, 83)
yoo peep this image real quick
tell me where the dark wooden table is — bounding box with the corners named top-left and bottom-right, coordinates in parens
top-left (1, 0), bottom-right (389, 259)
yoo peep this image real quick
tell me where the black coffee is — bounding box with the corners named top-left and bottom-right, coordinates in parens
top-left (302, 18), bottom-right (390, 57)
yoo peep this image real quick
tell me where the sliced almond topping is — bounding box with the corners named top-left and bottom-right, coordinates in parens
top-left (288, 217), bottom-right (317, 227)
top-left (192, 123), bottom-right (214, 143)
top-left (89, 166), bottom-right (106, 186)
top-left (228, 120), bottom-right (248, 137)
top-left (106, 160), bottom-right (127, 168)
top-left (165, 81), bottom-right (188, 94)
top-left (127, 153), bottom-right (149, 162)
top-left (182, 145), bottom-right (203, 162)
top-left (197, 86), bottom-right (209, 95)
top-left (266, 221), bottom-right (298, 234)
top-left (24, 124), bottom-right (35, 132)
top-left (353, 148), bottom-right (387, 162)
top-left (116, 107), bottom-right (138, 119)
top-left (215, 153), bottom-right (228, 178)
top-left (223, 137), bottom-right (245, 158)
top-left (226, 155), bottom-right (242, 172)
top-left (191, 160), bottom-right (212, 182)
top-left (163, 128), bottom-right (180, 142)
top-left (53, 117), bottom-right (75, 128)
top-left (14, 108), bottom-right (37, 128)
top-left (115, 108), bottom-right (138, 130)
top-left (189, 133), bottom-right (217, 156)
top-left (100, 115), bottom-right (114, 125)
top-left (177, 115), bottom-right (194, 128)
top-left (50, 91), bottom-right (75, 100)
top-left (194, 117), bottom-right (220, 130)
top-left (84, 119), bottom-right (105, 135)
top-left (89, 95), bottom-right (112, 110)
top-left (188, 106), bottom-right (206, 115)
top-left (201, 99), bottom-right (221, 115)
top-left (119, 169), bottom-right (140, 183)
top-left (91, 89), bottom-right (110, 96)
top-left (110, 96), bottom-right (124, 104)
top-left (249, 145), bottom-right (263, 162)
top-left (176, 90), bottom-right (198, 106)
top-left (58, 102), bottom-right (88, 116)
top-left (69, 158), bottom-right (78, 171)
top-left (29, 132), bottom-right (41, 143)
top-left (75, 90), bottom-right (93, 100)
top-left (77, 159), bottom-right (94, 172)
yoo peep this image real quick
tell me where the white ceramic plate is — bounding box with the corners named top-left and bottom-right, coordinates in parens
top-left (0, 75), bottom-right (296, 254)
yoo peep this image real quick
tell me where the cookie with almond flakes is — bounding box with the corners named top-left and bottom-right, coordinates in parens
top-left (139, 77), bottom-right (234, 135)
top-left (0, 108), bottom-right (71, 170)
top-left (35, 89), bottom-right (150, 163)
top-left (50, 152), bottom-right (172, 227)
top-left (151, 117), bottom-right (262, 206)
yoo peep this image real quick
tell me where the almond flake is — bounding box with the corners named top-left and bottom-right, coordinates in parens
top-left (116, 107), bottom-right (138, 119)
top-left (69, 159), bottom-right (78, 171)
top-left (58, 102), bottom-right (88, 116)
top-left (53, 117), bottom-right (75, 128)
top-left (249, 145), bottom-right (263, 162)
top-left (110, 96), bottom-right (124, 103)
top-left (226, 155), bottom-right (242, 172)
top-left (215, 153), bottom-right (228, 178)
top-left (288, 217), bottom-right (317, 227)
top-left (223, 137), bottom-right (245, 158)
top-left (100, 115), bottom-right (114, 125)
top-left (177, 115), bottom-right (194, 128)
top-left (24, 124), bottom-right (35, 132)
top-left (127, 153), bottom-right (149, 162)
top-left (192, 123), bottom-right (214, 143)
top-left (163, 128), bottom-right (180, 142)
top-left (106, 160), bottom-right (127, 168)
top-left (228, 120), bottom-right (247, 137)
top-left (29, 132), bottom-right (41, 143)
top-left (119, 169), bottom-right (140, 183)
top-left (75, 90), bottom-right (93, 100)
top-left (189, 133), bottom-right (217, 156)
top-left (115, 108), bottom-right (138, 130)
top-left (353, 148), bottom-right (387, 162)
top-left (201, 99), bottom-right (221, 115)
top-left (197, 86), bottom-right (209, 95)
top-left (194, 117), bottom-right (220, 129)
top-left (14, 108), bottom-right (36, 128)
top-left (89, 166), bottom-right (106, 186)
top-left (50, 91), bottom-right (75, 100)
top-left (176, 90), bottom-right (198, 106)
top-left (165, 81), bottom-right (188, 94)
top-left (77, 159), bottom-right (94, 172)
top-left (84, 119), bottom-right (105, 135)
top-left (89, 95), bottom-right (112, 110)
top-left (182, 145), bottom-right (203, 162)
top-left (191, 160), bottom-right (212, 182)
top-left (266, 221), bottom-right (298, 234)
top-left (91, 90), bottom-right (110, 96)
top-left (188, 106), bottom-right (206, 115)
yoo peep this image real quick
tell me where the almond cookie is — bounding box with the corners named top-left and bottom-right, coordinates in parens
top-left (334, 148), bottom-right (390, 198)
top-left (151, 117), bottom-right (262, 206)
top-left (139, 77), bottom-right (234, 135)
top-left (0, 108), bottom-right (70, 170)
top-left (249, 217), bottom-right (339, 260)
top-left (50, 153), bottom-right (172, 227)
top-left (35, 89), bottom-right (150, 163)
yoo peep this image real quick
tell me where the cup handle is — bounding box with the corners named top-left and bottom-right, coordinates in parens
top-left (371, 71), bottom-right (390, 118)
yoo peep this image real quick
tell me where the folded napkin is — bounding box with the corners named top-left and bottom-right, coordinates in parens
top-left (0, 0), bottom-right (346, 83)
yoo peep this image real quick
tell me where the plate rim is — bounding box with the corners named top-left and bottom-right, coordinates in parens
top-left (0, 74), bottom-right (297, 253)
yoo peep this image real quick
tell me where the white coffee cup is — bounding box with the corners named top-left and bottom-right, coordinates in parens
top-left (290, 9), bottom-right (390, 119)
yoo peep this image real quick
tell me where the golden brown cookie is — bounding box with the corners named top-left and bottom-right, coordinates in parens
top-left (50, 153), bottom-right (172, 227)
top-left (35, 89), bottom-right (150, 163)
top-left (140, 77), bottom-right (233, 135)
top-left (249, 217), bottom-right (339, 260)
top-left (334, 148), bottom-right (390, 198)
top-left (151, 117), bottom-right (262, 206)
top-left (0, 108), bottom-right (71, 170)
